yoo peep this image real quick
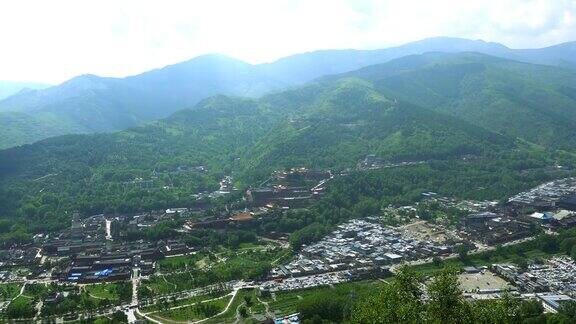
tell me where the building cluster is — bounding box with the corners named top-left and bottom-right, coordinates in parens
top-left (192, 175), bottom-right (236, 200)
top-left (0, 246), bottom-right (40, 269)
top-left (271, 219), bottom-right (452, 279)
top-left (172, 165), bottom-right (208, 173)
top-left (247, 168), bottom-right (331, 209)
top-left (506, 177), bottom-right (576, 228)
top-left (428, 196), bottom-right (499, 213)
top-left (0, 209), bottom-right (197, 284)
top-left (273, 313), bottom-right (300, 324)
top-left (508, 177), bottom-right (576, 210)
top-left (46, 237), bottom-right (192, 283)
top-left (459, 212), bottom-right (533, 245)
top-left (493, 257), bottom-right (576, 297)
top-left (261, 272), bottom-right (349, 292)
top-left (186, 209), bottom-right (262, 229)
top-left (458, 177), bottom-right (576, 245)
top-left (122, 177), bottom-right (155, 189)
top-left (357, 154), bottom-right (426, 170)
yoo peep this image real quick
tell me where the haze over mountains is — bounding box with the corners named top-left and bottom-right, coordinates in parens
top-left (0, 81), bottom-right (50, 100)
top-left (1, 36), bottom-right (576, 150)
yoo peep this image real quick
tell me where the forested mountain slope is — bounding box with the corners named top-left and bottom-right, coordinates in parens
top-left (0, 55), bottom-right (284, 149)
top-left (326, 52), bottom-right (576, 149)
top-left (243, 79), bottom-right (514, 172)
top-left (0, 74), bottom-right (531, 231)
top-left (0, 81), bottom-right (50, 100)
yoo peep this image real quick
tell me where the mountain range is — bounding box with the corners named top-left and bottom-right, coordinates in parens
top-left (2, 50), bottom-right (576, 228)
top-left (0, 81), bottom-right (50, 100)
top-left (1, 37), bottom-right (576, 149)
top-left (324, 52), bottom-right (576, 150)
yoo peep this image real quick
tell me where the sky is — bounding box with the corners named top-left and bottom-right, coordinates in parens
top-left (1, 0), bottom-right (575, 84)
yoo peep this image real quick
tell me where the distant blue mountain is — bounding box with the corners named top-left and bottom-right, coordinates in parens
top-left (0, 81), bottom-right (50, 100)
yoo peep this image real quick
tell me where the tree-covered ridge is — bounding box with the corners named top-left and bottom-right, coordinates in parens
top-left (0, 96), bottom-right (279, 230)
top-left (327, 52), bottom-right (576, 150)
top-left (244, 79), bottom-right (515, 173)
top-left (0, 81), bottom-right (50, 100)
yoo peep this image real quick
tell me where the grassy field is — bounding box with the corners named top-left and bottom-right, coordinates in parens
top-left (4, 295), bottom-right (36, 319)
top-left (23, 283), bottom-right (48, 298)
top-left (0, 283), bottom-right (22, 301)
top-left (141, 272), bottom-right (193, 296)
top-left (157, 252), bottom-right (206, 272)
top-left (198, 281), bottom-right (385, 323)
top-left (85, 284), bottom-right (118, 301)
top-left (10, 282), bottom-right (132, 317)
top-left (142, 247), bottom-right (290, 297)
top-left (141, 290), bottom-right (231, 313)
top-left (157, 241), bottom-right (287, 274)
top-left (202, 289), bottom-right (255, 324)
top-left (261, 280), bottom-right (383, 318)
top-left (151, 295), bottom-right (231, 322)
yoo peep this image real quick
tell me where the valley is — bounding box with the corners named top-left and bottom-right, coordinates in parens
top-left (1, 38), bottom-right (576, 323)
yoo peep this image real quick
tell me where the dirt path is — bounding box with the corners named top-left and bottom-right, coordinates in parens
top-left (136, 308), bottom-right (163, 324)
top-left (144, 293), bottom-right (233, 315)
top-left (88, 293), bottom-right (107, 300)
top-left (270, 251), bottom-right (291, 266)
top-left (6, 282), bottom-right (27, 307)
top-left (193, 288), bottom-right (239, 324)
top-left (34, 299), bottom-right (43, 319)
top-left (232, 300), bottom-right (245, 324)
top-left (140, 288), bottom-right (240, 324)
top-left (256, 297), bottom-right (273, 318)
top-left (162, 275), bottom-right (178, 290)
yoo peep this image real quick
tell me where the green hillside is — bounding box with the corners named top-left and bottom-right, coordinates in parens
top-left (329, 53), bottom-right (576, 150)
top-left (244, 79), bottom-right (514, 172)
top-left (0, 111), bottom-right (84, 149)
top-left (0, 77), bottom-right (531, 232)
top-left (0, 56), bottom-right (285, 149)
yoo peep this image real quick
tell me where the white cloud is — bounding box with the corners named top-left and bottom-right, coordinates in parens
top-left (0, 0), bottom-right (575, 83)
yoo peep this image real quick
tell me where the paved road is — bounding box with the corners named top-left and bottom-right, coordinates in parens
top-left (126, 267), bottom-right (140, 322)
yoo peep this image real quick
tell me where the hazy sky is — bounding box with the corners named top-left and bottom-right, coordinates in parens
top-left (1, 0), bottom-right (575, 84)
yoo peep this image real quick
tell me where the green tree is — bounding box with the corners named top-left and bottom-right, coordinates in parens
top-left (559, 300), bottom-right (576, 319)
top-left (456, 245), bottom-right (470, 261)
top-left (520, 299), bottom-right (544, 319)
top-left (560, 237), bottom-right (576, 253)
top-left (570, 247), bottom-right (576, 262)
top-left (351, 267), bottom-right (423, 323)
top-left (426, 267), bottom-right (467, 323)
top-left (468, 294), bottom-right (521, 323)
top-left (432, 256), bottom-right (443, 267)
top-left (243, 295), bottom-right (253, 307)
top-left (239, 305), bottom-right (248, 318)
top-left (111, 310), bottom-right (128, 323)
